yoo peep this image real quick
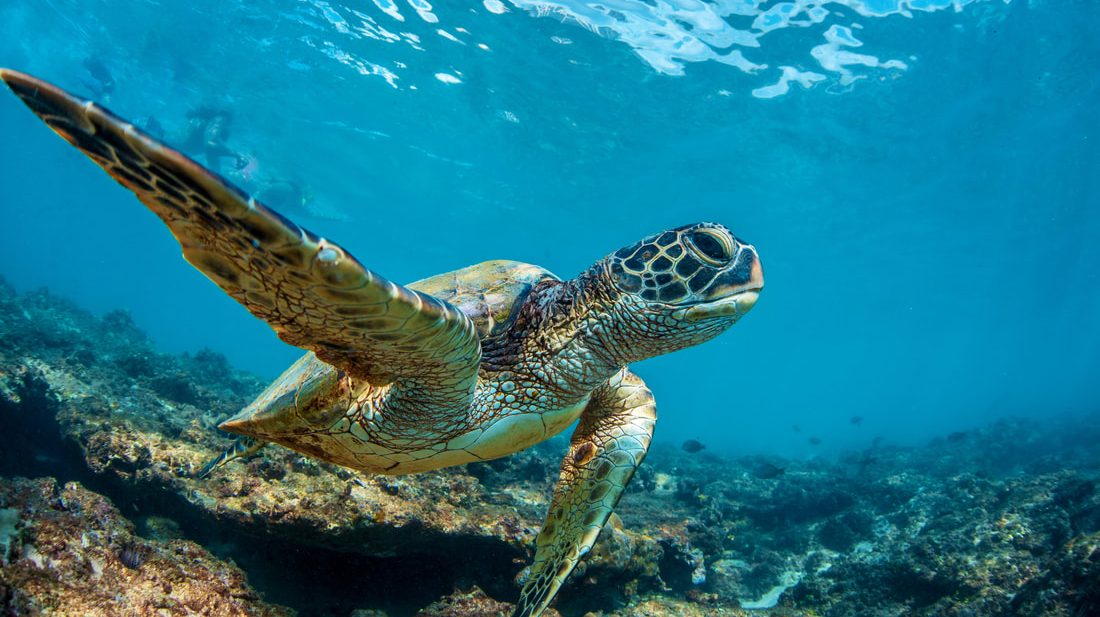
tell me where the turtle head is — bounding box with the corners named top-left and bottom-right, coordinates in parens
top-left (599, 222), bottom-right (763, 361)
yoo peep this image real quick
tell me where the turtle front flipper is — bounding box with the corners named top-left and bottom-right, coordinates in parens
top-left (514, 369), bottom-right (656, 617)
top-left (1, 69), bottom-right (480, 414)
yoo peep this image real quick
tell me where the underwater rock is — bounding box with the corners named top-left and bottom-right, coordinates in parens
top-left (0, 280), bottom-right (549, 557)
top-left (413, 588), bottom-right (740, 617)
top-left (585, 594), bottom-right (751, 616)
top-left (0, 476), bottom-right (290, 616)
top-left (657, 534), bottom-right (708, 590)
top-left (782, 469), bottom-right (1100, 616)
top-left (553, 520), bottom-right (665, 613)
top-left (0, 280), bottom-right (639, 611)
top-left (1009, 530), bottom-right (1100, 615)
top-left (1, 279), bottom-right (1099, 616)
top-left (414, 586), bottom-right (560, 617)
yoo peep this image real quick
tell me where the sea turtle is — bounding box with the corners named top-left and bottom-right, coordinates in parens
top-left (1, 69), bottom-right (764, 617)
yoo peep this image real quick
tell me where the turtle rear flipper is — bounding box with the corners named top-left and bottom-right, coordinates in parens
top-left (1, 69), bottom-right (481, 416)
top-left (195, 436), bottom-right (267, 479)
top-left (514, 369), bottom-right (656, 617)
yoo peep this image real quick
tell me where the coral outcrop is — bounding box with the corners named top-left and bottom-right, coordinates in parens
top-left (414, 587), bottom-right (561, 617)
top-left (0, 475), bottom-right (291, 616)
top-left (1, 277), bottom-right (1098, 616)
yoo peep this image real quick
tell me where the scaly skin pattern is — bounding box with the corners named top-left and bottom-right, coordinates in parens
top-left (219, 264), bottom-right (662, 475)
top-left (513, 368), bottom-right (656, 617)
top-left (0, 68), bottom-right (481, 426)
top-left (2, 68), bottom-right (764, 617)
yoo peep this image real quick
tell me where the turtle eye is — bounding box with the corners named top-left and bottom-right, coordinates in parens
top-left (687, 229), bottom-right (733, 266)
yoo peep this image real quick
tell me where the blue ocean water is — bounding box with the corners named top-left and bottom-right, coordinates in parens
top-left (0, 0), bottom-right (1096, 459)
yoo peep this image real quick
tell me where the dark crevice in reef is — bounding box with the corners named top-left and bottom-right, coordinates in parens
top-left (102, 474), bottom-right (522, 617)
top-left (0, 369), bottom-right (519, 617)
top-left (0, 370), bottom-right (74, 481)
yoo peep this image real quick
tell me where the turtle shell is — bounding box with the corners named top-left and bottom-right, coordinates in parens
top-left (407, 260), bottom-right (558, 339)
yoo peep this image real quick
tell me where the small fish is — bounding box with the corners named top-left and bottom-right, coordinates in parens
top-left (750, 462), bottom-right (785, 480)
top-left (947, 431), bottom-right (968, 442)
top-left (681, 439), bottom-right (706, 453)
top-left (791, 424), bottom-right (802, 433)
top-left (808, 436), bottom-right (822, 446)
top-left (850, 415), bottom-right (863, 426)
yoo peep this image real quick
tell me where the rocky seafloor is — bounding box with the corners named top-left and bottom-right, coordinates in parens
top-left (1, 277), bottom-right (1098, 617)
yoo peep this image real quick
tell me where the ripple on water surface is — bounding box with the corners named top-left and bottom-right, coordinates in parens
top-left (287, 0), bottom-right (1003, 97)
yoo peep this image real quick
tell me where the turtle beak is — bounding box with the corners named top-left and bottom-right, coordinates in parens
top-left (683, 247), bottom-right (763, 322)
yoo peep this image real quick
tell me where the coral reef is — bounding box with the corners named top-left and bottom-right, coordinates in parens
top-left (1, 277), bottom-right (1099, 616)
top-left (414, 587), bottom-right (560, 617)
top-left (0, 475), bottom-right (290, 616)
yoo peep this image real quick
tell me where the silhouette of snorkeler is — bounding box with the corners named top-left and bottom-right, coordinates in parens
top-left (178, 106), bottom-right (325, 219)
top-left (180, 105), bottom-right (251, 174)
